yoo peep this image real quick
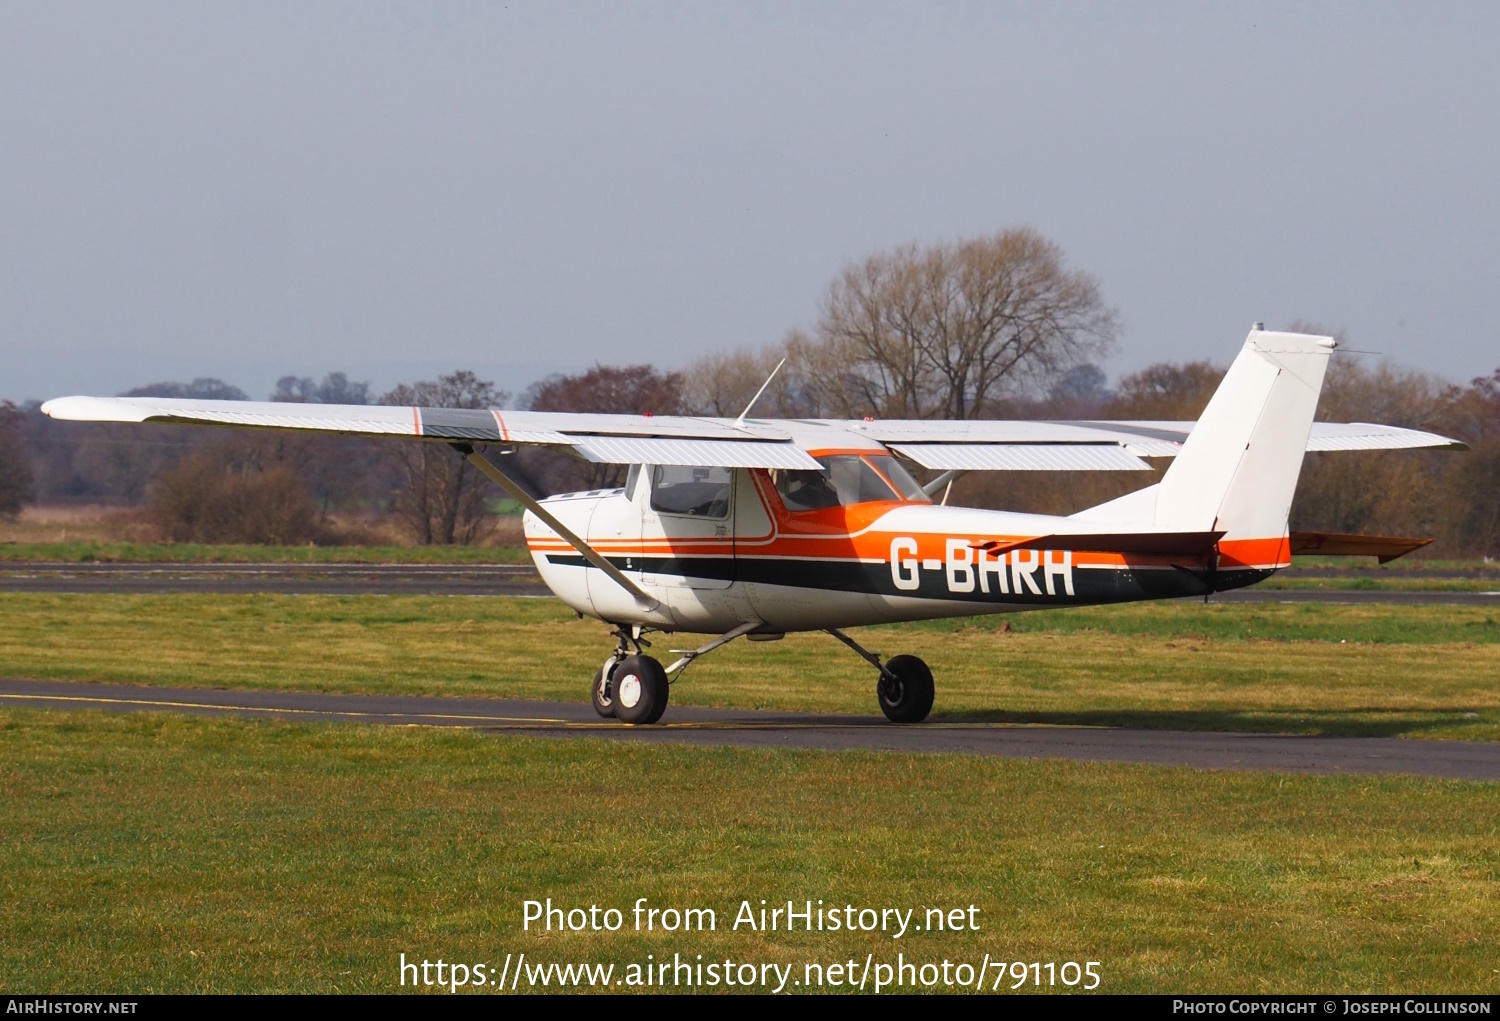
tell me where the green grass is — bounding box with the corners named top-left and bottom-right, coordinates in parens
top-left (0, 541), bottom-right (531, 564)
top-left (0, 708), bottom-right (1495, 994)
top-left (3, 595), bottom-right (1498, 741)
top-left (1261, 577), bottom-right (1500, 592)
top-left (1291, 555), bottom-right (1497, 572)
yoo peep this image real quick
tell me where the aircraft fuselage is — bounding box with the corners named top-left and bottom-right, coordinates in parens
top-left (526, 466), bottom-right (1276, 635)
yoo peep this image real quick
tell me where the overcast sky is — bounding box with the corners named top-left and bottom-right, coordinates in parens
top-left (3, 2), bottom-right (1497, 404)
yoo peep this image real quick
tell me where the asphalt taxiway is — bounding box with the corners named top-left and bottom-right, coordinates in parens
top-left (3, 678), bottom-right (1496, 781)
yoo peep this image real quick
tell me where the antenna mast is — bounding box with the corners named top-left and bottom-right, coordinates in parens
top-left (734, 357), bottom-right (787, 428)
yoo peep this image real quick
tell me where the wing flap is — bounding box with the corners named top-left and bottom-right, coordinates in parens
top-left (890, 443), bottom-right (1151, 472)
top-left (569, 436), bottom-right (820, 469)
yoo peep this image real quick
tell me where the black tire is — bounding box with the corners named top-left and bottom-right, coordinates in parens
top-left (877, 654), bottom-right (934, 723)
top-left (591, 660), bottom-right (618, 718)
top-left (612, 654), bottom-right (669, 725)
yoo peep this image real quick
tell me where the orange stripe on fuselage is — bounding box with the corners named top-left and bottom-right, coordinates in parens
top-left (527, 533), bottom-right (1222, 571)
top-left (529, 531), bottom-right (1290, 571)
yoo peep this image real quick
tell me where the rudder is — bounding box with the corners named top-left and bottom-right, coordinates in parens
top-left (1154, 327), bottom-right (1335, 568)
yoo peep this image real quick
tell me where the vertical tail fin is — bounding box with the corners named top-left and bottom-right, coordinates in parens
top-left (1154, 327), bottom-right (1335, 567)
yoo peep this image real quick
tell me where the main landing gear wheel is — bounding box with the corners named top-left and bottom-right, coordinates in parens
top-left (591, 660), bottom-right (619, 718)
top-left (877, 654), bottom-right (934, 724)
top-left (612, 654), bottom-right (669, 725)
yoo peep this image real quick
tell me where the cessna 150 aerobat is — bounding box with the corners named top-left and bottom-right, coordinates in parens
top-left (43, 328), bottom-right (1466, 724)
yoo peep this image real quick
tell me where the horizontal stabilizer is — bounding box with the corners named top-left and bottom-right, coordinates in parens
top-left (977, 530), bottom-right (1225, 558)
top-left (1287, 531), bottom-right (1433, 564)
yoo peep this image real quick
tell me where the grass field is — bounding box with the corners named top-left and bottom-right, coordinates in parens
top-left (2, 594), bottom-right (1498, 740)
top-left (1259, 576), bottom-right (1500, 592)
top-left (0, 707), bottom-right (1495, 994)
top-left (0, 540), bottom-right (532, 564)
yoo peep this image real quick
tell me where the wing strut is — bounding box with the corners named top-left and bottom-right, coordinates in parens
top-left (454, 444), bottom-right (660, 610)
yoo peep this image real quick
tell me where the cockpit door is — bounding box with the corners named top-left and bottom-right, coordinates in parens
top-left (639, 464), bottom-right (735, 590)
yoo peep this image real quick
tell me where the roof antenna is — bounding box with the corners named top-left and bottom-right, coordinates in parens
top-left (734, 357), bottom-right (787, 428)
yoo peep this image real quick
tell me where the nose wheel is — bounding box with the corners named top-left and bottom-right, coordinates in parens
top-left (611, 654), bottom-right (669, 725)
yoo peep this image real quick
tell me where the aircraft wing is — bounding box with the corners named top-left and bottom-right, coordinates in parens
top-left (42, 395), bottom-right (1466, 472)
top-left (39, 396), bottom-right (825, 469)
top-left (845, 418), bottom-right (1467, 470)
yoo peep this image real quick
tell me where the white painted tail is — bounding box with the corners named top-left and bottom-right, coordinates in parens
top-left (1077, 328), bottom-right (1335, 564)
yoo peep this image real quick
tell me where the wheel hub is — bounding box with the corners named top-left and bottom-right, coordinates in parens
top-left (879, 675), bottom-right (904, 705)
top-left (617, 673), bottom-right (642, 708)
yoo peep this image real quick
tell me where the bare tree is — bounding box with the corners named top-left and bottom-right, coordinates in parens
top-left (123, 378), bottom-right (249, 401)
top-left (520, 365), bottom-right (683, 492)
top-left (150, 435), bottom-right (321, 545)
top-left (270, 371), bottom-right (380, 513)
top-left (273, 372), bottom-right (371, 405)
top-left (1435, 366), bottom-right (1500, 556)
top-left (0, 401), bottom-right (35, 519)
top-left (379, 371), bottom-right (509, 545)
top-left (808, 228), bottom-right (1118, 419)
top-left (1105, 361), bottom-right (1225, 420)
top-left (682, 228), bottom-right (1116, 420)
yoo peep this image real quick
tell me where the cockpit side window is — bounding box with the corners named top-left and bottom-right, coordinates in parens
top-left (650, 465), bottom-right (732, 518)
top-left (771, 455), bottom-right (910, 511)
top-left (771, 467), bottom-right (843, 511)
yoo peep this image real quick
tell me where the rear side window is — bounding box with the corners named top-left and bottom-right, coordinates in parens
top-left (651, 465), bottom-right (732, 518)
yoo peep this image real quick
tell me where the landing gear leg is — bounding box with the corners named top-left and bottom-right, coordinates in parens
top-left (591, 657), bottom-right (619, 718)
top-left (825, 628), bottom-right (934, 724)
top-left (663, 622), bottom-right (761, 679)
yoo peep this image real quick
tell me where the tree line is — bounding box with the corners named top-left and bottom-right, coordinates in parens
top-left (1, 228), bottom-right (1495, 555)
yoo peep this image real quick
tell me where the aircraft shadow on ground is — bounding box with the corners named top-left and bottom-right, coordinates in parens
top-left (931, 707), bottom-right (1493, 740)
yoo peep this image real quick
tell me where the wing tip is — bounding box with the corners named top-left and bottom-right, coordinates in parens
top-left (40, 396), bottom-right (152, 423)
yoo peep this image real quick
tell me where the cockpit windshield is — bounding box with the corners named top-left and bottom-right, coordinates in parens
top-left (865, 455), bottom-right (929, 502)
top-left (771, 455), bottom-right (930, 512)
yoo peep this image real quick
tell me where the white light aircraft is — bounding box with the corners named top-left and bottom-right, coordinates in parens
top-left (43, 327), bottom-right (1466, 724)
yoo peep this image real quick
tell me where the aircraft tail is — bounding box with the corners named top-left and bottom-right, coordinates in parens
top-left (1076, 327), bottom-right (1335, 569)
top-left (1155, 326), bottom-right (1334, 567)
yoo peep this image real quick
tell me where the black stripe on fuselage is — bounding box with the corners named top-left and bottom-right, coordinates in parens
top-left (539, 553), bottom-right (1273, 606)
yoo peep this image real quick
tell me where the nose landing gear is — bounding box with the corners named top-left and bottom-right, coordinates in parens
top-left (592, 625), bottom-right (669, 724)
top-left (592, 621), bottom-right (764, 725)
